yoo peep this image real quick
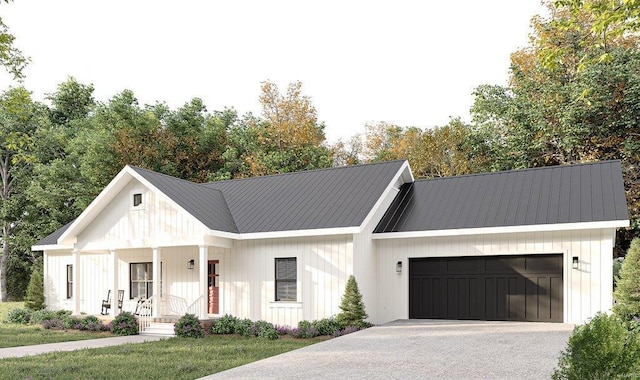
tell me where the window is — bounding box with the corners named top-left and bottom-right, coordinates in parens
top-left (66, 265), bottom-right (73, 299)
top-left (130, 263), bottom-right (153, 299)
top-left (133, 193), bottom-right (142, 207)
top-left (275, 258), bottom-right (297, 301)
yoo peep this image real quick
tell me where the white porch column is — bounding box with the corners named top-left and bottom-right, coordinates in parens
top-left (72, 249), bottom-right (80, 315)
top-left (110, 249), bottom-right (119, 317)
top-left (198, 245), bottom-right (207, 319)
top-left (152, 247), bottom-right (161, 318)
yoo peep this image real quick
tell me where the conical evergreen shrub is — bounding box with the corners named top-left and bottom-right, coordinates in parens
top-left (613, 238), bottom-right (640, 321)
top-left (336, 275), bottom-right (368, 328)
top-left (25, 265), bottom-right (45, 310)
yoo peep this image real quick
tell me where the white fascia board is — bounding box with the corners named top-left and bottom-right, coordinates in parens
top-left (57, 167), bottom-right (133, 245)
top-left (209, 227), bottom-right (360, 241)
top-left (358, 160), bottom-right (412, 232)
top-left (371, 220), bottom-right (631, 240)
top-left (31, 244), bottom-right (74, 251)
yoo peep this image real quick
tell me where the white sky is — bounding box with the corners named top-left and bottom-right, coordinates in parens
top-left (0, 1), bottom-right (547, 143)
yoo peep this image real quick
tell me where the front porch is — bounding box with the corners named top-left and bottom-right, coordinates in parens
top-left (65, 243), bottom-right (229, 330)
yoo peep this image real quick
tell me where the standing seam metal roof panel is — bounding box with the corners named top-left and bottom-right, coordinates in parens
top-left (374, 160), bottom-right (629, 233)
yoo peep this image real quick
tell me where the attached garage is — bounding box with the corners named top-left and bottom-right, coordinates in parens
top-left (373, 160), bottom-right (629, 324)
top-left (409, 255), bottom-right (563, 322)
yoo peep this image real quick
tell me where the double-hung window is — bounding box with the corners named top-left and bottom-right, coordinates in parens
top-left (130, 263), bottom-right (153, 299)
top-left (275, 258), bottom-right (297, 301)
top-left (66, 265), bottom-right (73, 299)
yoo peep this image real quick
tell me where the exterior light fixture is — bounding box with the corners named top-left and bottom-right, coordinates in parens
top-left (572, 257), bottom-right (579, 270)
top-left (396, 261), bottom-right (402, 273)
top-left (188, 259), bottom-right (195, 270)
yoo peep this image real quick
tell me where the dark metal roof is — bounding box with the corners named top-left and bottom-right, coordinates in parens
top-left (34, 220), bottom-right (75, 246)
top-left (375, 160), bottom-right (629, 233)
top-left (130, 166), bottom-right (239, 233)
top-left (204, 160), bottom-right (406, 233)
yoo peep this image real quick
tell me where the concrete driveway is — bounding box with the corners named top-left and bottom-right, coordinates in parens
top-left (204, 320), bottom-right (574, 380)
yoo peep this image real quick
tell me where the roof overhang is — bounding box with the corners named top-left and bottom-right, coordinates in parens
top-left (372, 219), bottom-right (631, 240)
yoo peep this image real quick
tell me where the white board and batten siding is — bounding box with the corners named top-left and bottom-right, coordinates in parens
top-left (77, 179), bottom-right (209, 250)
top-left (374, 228), bottom-right (616, 324)
top-left (43, 252), bottom-right (74, 311)
top-left (222, 235), bottom-right (353, 327)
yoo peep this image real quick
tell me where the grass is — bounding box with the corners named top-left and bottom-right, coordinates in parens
top-left (0, 335), bottom-right (325, 379)
top-left (0, 301), bottom-right (112, 348)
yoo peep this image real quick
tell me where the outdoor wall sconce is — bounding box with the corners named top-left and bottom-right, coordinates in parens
top-left (396, 261), bottom-right (402, 273)
top-left (572, 256), bottom-right (579, 269)
top-left (188, 259), bottom-right (195, 270)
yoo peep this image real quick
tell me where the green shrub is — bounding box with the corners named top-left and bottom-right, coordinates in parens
top-left (252, 320), bottom-right (278, 340)
top-left (62, 315), bottom-right (82, 330)
top-left (174, 314), bottom-right (204, 338)
top-left (31, 309), bottom-right (57, 324)
top-left (111, 312), bottom-right (138, 335)
top-left (211, 314), bottom-right (238, 334)
top-left (613, 257), bottom-right (624, 289)
top-left (336, 275), bottom-right (369, 328)
top-left (294, 320), bottom-right (319, 338)
top-left (24, 266), bottom-right (45, 310)
top-left (233, 318), bottom-right (254, 337)
top-left (5, 308), bottom-right (31, 324)
top-left (552, 312), bottom-right (640, 379)
top-left (613, 239), bottom-right (640, 321)
top-left (312, 317), bottom-right (342, 336)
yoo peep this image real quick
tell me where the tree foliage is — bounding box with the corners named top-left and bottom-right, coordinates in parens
top-left (0, 0), bottom-right (28, 80)
top-left (24, 262), bottom-right (43, 310)
top-left (613, 238), bottom-right (640, 321)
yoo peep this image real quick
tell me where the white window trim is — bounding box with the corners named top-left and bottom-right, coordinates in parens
top-left (269, 251), bottom-right (303, 305)
top-left (130, 188), bottom-right (146, 211)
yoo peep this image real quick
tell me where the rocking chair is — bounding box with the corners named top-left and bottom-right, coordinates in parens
top-left (101, 290), bottom-right (124, 315)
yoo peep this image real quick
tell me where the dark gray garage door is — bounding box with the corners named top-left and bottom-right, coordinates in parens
top-left (409, 254), bottom-right (563, 322)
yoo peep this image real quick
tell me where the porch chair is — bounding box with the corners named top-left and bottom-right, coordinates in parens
top-left (100, 290), bottom-right (111, 315)
top-left (101, 290), bottom-right (125, 315)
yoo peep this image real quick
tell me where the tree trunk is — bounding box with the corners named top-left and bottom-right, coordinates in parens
top-left (0, 224), bottom-right (8, 302)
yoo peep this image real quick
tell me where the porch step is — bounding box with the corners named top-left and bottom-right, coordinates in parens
top-left (141, 322), bottom-right (175, 337)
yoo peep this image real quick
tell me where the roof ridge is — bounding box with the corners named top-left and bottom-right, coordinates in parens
top-left (412, 160), bottom-right (622, 183)
top-left (128, 165), bottom-right (226, 192)
top-left (204, 159), bottom-right (408, 185)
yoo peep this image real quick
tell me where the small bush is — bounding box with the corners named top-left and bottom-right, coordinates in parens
top-left (42, 319), bottom-right (64, 330)
top-left (294, 320), bottom-right (319, 338)
top-left (111, 312), bottom-right (138, 336)
top-left (174, 314), bottom-right (204, 338)
top-left (5, 308), bottom-right (32, 324)
top-left (252, 320), bottom-right (278, 340)
top-left (62, 315), bottom-right (82, 330)
top-left (31, 309), bottom-right (57, 324)
top-left (552, 312), bottom-right (640, 379)
top-left (275, 324), bottom-right (290, 335)
top-left (312, 317), bottom-right (342, 336)
top-left (211, 314), bottom-right (238, 334)
top-left (79, 315), bottom-right (101, 330)
top-left (233, 318), bottom-right (254, 337)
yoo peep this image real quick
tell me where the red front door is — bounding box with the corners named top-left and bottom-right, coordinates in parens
top-left (208, 260), bottom-right (219, 314)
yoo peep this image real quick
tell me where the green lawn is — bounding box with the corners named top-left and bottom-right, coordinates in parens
top-left (0, 301), bottom-right (112, 348)
top-left (0, 335), bottom-right (324, 379)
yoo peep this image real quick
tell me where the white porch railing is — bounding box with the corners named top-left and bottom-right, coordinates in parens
top-left (167, 295), bottom-right (188, 315)
top-left (136, 295), bottom-right (155, 333)
top-left (186, 294), bottom-right (204, 317)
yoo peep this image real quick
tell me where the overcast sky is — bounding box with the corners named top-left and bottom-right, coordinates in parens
top-left (0, 1), bottom-right (547, 142)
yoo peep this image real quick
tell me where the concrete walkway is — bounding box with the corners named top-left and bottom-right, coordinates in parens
top-left (0, 335), bottom-right (165, 359)
top-left (203, 320), bottom-right (574, 380)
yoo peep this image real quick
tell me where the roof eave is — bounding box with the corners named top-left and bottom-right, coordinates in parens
top-left (372, 220), bottom-right (631, 240)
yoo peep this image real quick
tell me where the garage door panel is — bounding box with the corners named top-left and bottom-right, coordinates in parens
top-left (409, 255), bottom-right (563, 322)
